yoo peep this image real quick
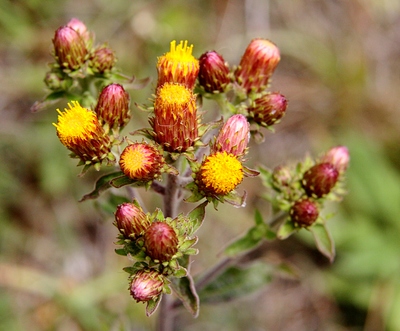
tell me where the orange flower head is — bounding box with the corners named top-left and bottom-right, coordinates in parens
top-left (53, 101), bottom-right (112, 165)
top-left (119, 142), bottom-right (164, 181)
top-left (235, 38), bottom-right (280, 94)
top-left (151, 83), bottom-right (198, 153)
top-left (157, 40), bottom-right (199, 89)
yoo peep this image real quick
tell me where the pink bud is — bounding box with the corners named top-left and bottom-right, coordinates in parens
top-left (90, 46), bottom-right (116, 74)
top-left (302, 163), bottom-right (339, 198)
top-left (321, 146), bottom-right (350, 174)
top-left (53, 26), bottom-right (88, 70)
top-left (66, 18), bottom-right (92, 45)
top-left (130, 269), bottom-right (164, 302)
top-left (213, 114), bottom-right (250, 157)
top-left (114, 202), bottom-right (150, 238)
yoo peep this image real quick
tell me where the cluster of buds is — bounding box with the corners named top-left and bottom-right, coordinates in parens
top-left (266, 146), bottom-right (350, 229)
top-left (114, 201), bottom-right (201, 309)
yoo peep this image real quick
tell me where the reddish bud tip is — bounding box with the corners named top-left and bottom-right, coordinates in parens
top-left (198, 51), bottom-right (230, 93)
top-left (302, 163), bottom-right (339, 198)
top-left (95, 83), bottom-right (130, 130)
top-left (290, 198), bottom-right (319, 227)
top-left (248, 92), bottom-right (287, 127)
top-left (144, 222), bottom-right (179, 262)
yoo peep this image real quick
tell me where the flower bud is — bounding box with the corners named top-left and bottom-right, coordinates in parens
top-left (198, 51), bottom-right (230, 93)
top-left (290, 198), bottom-right (319, 227)
top-left (271, 165), bottom-right (291, 188)
top-left (114, 202), bottom-right (150, 238)
top-left (321, 146), bottom-right (350, 174)
top-left (151, 83), bottom-right (198, 153)
top-left (53, 26), bottom-right (88, 70)
top-left (130, 269), bottom-right (164, 302)
top-left (95, 83), bottom-right (130, 130)
top-left (119, 142), bottom-right (164, 181)
top-left (248, 92), bottom-right (287, 127)
top-left (157, 40), bottom-right (199, 89)
top-left (144, 222), bottom-right (179, 262)
top-left (66, 18), bottom-right (93, 47)
top-left (302, 163), bottom-right (339, 198)
top-left (44, 71), bottom-right (64, 90)
top-left (90, 46), bottom-right (116, 74)
top-left (213, 114), bottom-right (250, 157)
top-left (235, 38), bottom-right (280, 94)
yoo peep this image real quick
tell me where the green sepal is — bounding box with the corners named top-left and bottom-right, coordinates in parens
top-left (276, 217), bottom-right (297, 240)
top-left (115, 248), bottom-right (127, 256)
top-left (198, 262), bottom-right (273, 304)
top-left (145, 294), bottom-right (162, 317)
top-left (173, 266), bottom-right (188, 278)
top-left (309, 223), bottom-right (336, 262)
top-left (170, 273), bottom-right (199, 317)
top-left (187, 201), bottom-right (207, 235)
top-left (224, 224), bottom-right (266, 257)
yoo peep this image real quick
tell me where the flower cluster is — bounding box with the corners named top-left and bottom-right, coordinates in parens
top-left (36, 18), bottom-right (350, 318)
top-left (263, 146), bottom-right (350, 233)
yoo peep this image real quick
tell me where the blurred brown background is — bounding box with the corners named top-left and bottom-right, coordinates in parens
top-left (1, 0), bottom-right (400, 330)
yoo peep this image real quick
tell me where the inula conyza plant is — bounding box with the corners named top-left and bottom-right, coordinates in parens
top-left (33, 18), bottom-right (350, 325)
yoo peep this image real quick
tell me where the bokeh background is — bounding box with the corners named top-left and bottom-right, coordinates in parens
top-left (1, 0), bottom-right (400, 330)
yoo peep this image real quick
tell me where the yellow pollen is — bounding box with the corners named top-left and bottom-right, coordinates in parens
top-left (200, 152), bottom-right (244, 195)
top-left (158, 83), bottom-right (192, 105)
top-left (53, 101), bottom-right (97, 148)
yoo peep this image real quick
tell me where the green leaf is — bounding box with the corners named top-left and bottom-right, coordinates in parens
top-left (187, 201), bottom-right (207, 235)
top-left (254, 209), bottom-right (264, 226)
top-left (277, 218), bottom-right (297, 240)
top-left (309, 223), bottom-right (336, 262)
top-left (224, 224), bottom-right (266, 257)
top-left (198, 262), bottom-right (273, 303)
top-left (115, 248), bottom-right (127, 256)
top-left (79, 171), bottom-right (127, 201)
top-left (145, 294), bottom-right (162, 317)
top-left (170, 273), bottom-right (199, 317)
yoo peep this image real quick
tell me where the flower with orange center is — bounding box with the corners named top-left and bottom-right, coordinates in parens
top-left (156, 40), bottom-right (199, 89)
top-left (119, 142), bottom-right (164, 181)
top-left (53, 101), bottom-right (112, 165)
top-left (150, 83), bottom-right (198, 153)
top-left (197, 152), bottom-right (244, 196)
top-left (235, 38), bottom-right (280, 94)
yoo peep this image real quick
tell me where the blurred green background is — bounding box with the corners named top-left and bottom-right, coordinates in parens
top-left (1, 0), bottom-right (400, 330)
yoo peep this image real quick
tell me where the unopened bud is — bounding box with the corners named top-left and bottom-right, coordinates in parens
top-left (235, 38), bottom-right (280, 94)
top-left (66, 18), bottom-right (93, 46)
top-left (271, 165), bottom-right (291, 188)
top-left (95, 83), bottom-right (130, 130)
top-left (302, 163), bottom-right (339, 198)
top-left (90, 46), bottom-right (116, 74)
top-left (198, 51), bottom-right (230, 93)
top-left (53, 26), bottom-right (88, 70)
top-left (213, 114), bottom-right (250, 157)
top-left (248, 92), bottom-right (287, 127)
top-left (144, 222), bottom-right (179, 262)
top-left (321, 146), bottom-right (350, 174)
top-left (130, 269), bottom-right (164, 302)
top-left (290, 198), bottom-right (319, 227)
top-left (114, 202), bottom-right (150, 238)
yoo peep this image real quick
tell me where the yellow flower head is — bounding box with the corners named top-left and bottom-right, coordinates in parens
top-left (157, 40), bottom-right (199, 89)
top-left (53, 101), bottom-right (112, 165)
top-left (151, 83), bottom-right (198, 153)
top-left (197, 152), bottom-right (244, 196)
top-left (119, 142), bottom-right (164, 181)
